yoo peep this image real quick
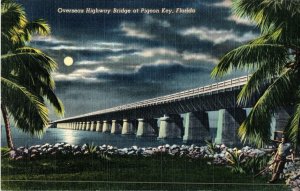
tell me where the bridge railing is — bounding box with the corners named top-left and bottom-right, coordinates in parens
top-left (128, 75), bottom-right (249, 107)
top-left (54, 75), bottom-right (250, 122)
top-left (97, 75), bottom-right (249, 112)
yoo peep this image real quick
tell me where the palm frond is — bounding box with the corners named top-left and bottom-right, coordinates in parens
top-left (1, 77), bottom-right (49, 135)
top-left (211, 43), bottom-right (288, 78)
top-left (286, 88), bottom-right (300, 147)
top-left (232, 0), bottom-right (300, 38)
top-left (1, 49), bottom-right (64, 116)
top-left (238, 69), bottom-right (298, 147)
top-left (40, 86), bottom-right (64, 116)
top-left (236, 56), bottom-right (289, 106)
top-left (2, 49), bottom-right (57, 77)
top-left (24, 19), bottom-right (51, 41)
top-left (1, 0), bottom-right (27, 33)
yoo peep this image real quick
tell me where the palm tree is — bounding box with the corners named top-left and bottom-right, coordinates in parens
top-left (211, 0), bottom-right (299, 148)
top-left (1, 0), bottom-right (64, 149)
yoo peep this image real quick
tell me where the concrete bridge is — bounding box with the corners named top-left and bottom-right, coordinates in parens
top-left (52, 75), bottom-right (290, 145)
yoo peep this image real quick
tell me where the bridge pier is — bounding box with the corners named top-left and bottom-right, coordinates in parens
top-left (215, 108), bottom-right (246, 145)
top-left (274, 108), bottom-right (291, 131)
top-left (74, 122), bottom-right (78, 130)
top-left (78, 122), bottom-right (83, 130)
top-left (82, 122), bottom-right (87, 131)
top-left (90, 121), bottom-right (95, 131)
top-left (136, 118), bottom-right (157, 137)
top-left (158, 114), bottom-right (182, 139)
top-left (270, 108), bottom-right (291, 139)
top-left (122, 119), bottom-right (135, 135)
top-left (111, 120), bottom-right (122, 134)
top-left (183, 111), bottom-right (211, 143)
top-left (95, 121), bottom-right (102, 132)
top-left (56, 123), bottom-right (63, 129)
top-left (85, 122), bottom-right (91, 131)
top-left (102, 120), bottom-right (111, 133)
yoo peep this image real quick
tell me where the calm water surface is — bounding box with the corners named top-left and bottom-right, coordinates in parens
top-left (1, 127), bottom-right (187, 148)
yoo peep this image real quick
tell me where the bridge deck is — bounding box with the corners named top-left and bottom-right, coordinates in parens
top-left (54, 75), bottom-right (250, 123)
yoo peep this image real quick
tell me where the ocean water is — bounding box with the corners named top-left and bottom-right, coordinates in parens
top-left (1, 113), bottom-right (221, 148)
top-left (1, 126), bottom-right (190, 148)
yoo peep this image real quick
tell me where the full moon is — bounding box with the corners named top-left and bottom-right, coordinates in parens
top-left (64, 56), bottom-right (73, 66)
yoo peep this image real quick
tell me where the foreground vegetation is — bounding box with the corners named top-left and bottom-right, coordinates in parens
top-left (1, 148), bottom-right (288, 191)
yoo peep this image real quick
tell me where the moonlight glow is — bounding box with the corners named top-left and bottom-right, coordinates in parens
top-left (64, 56), bottom-right (73, 66)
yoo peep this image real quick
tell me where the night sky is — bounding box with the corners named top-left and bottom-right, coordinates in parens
top-left (18, 0), bottom-right (257, 119)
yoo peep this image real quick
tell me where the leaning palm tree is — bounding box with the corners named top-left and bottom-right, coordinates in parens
top-left (1, 0), bottom-right (64, 149)
top-left (211, 0), bottom-right (299, 148)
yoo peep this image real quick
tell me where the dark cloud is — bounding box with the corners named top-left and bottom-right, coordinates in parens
top-left (96, 63), bottom-right (205, 82)
top-left (16, 0), bottom-right (257, 118)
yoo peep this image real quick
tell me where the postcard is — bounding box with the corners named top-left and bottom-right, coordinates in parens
top-left (1, 0), bottom-right (299, 190)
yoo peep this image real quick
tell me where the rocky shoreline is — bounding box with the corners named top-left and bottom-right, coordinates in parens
top-left (8, 142), bottom-right (300, 190)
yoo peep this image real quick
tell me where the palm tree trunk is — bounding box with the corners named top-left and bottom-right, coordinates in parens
top-left (1, 104), bottom-right (14, 149)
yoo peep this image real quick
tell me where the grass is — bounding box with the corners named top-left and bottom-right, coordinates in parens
top-left (1, 147), bottom-right (288, 190)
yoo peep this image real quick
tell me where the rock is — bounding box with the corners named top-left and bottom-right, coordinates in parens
top-left (15, 156), bottom-right (23, 160)
top-left (121, 148), bottom-right (128, 153)
top-left (74, 151), bottom-right (81, 156)
top-left (132, 146), bottom-right (138, 150)
top-left (73, 145), bottom-right (80, 151)
top-left (53, 143), bottom-right (61, 148)
top-left (243, 146), bottom-right (250, 151)
top-left (171, 144), bottom-right (178, 150)
top-left (143, 150), bottom-right (154, 155)
top-left (41, 144), bottom-right (48, 149)
top-left (9, 150), bottom-right (17, 158)
top-left (64, 144), bottom-right (71, 148)
top-left (19, 146), bottom-right (25, 150)
top-left (31, 149), bottom-right (39, 154)
top-left (137, 148), bottom-right (143, 155)
top-left (28, 146), bottom-right (35, 150)
top-left (107, 145), bottom-right (114, 150)
top-left (171, 149), bottom-right (179, 155)
top-left (47, 148), bottom-right (53, 153)
top-left (128, 151), bottom-right (136, 155)
top-left (23, 149), bottom-right (29, 154)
